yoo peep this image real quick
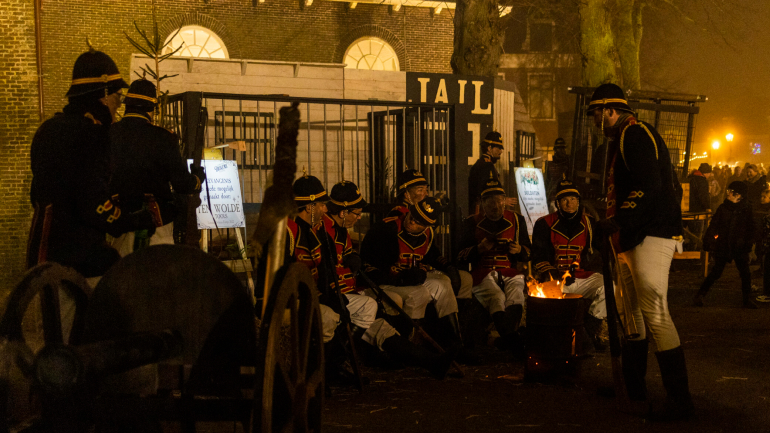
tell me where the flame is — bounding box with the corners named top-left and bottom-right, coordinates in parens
top-left (561, 270), bottom-right (571, 287)
top-left (534, 284), bottom-right (546, 298)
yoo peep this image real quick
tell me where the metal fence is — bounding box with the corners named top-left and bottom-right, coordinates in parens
top-left (161, 92), bottom-right (454, 255)
top-left (568, 87), bottom-right (705, 197)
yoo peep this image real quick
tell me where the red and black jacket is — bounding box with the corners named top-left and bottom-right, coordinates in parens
top-left (457, 209), bottom-right (531, 285)
top-left (319, 214), bottom-right (359, 294)
top-left (286, 216), bottom-right (324, 282)
top-left (532, 209), bottom-right (598, 280)
top-left (361, 213), bottom-right (450, 285)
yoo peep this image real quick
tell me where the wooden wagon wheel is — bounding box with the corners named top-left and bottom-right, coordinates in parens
top-left (255, 262), bottom-right (324, 433)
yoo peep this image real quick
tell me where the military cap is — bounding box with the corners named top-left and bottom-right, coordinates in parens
top-left (409, 196), bottom-right (444, 227)
top-left (124, 79), bottom-right (158, 111)
top-left (588, 83), bottom-right (633, 115)
top-left (483, 131), bottom-right (504, 149)
top-left (397, 169), bottom-right (428, 195)
top-left (293, 173), bottom-right (327, 207)
top-left (328, 180), bottom-right (367, 212)
top-left (554, 137), bottom-right (566, 148)
top-left (66, 50), bottom-right (128, 98)
top-left (480, 178), bottom-right (506, 199)
top-left (554, 178), bottom-right (580, 201)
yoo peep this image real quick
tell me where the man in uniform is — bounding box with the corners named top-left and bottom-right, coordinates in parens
top-left (361, 197), bottom-right (469, 359)
top-left (109, 79), bottom-right (206, 256)
top-left (468, 131), bottom-right (504, 214)
top-left (387, 169), bottom-right (429, 218)
top-left (546, 138), bottom-right (570, 199)
top-left (28, 49), bottom-right (155, 281)
top-left (320, 181), bottom-right (456, 378)
top-left (531, 179), bottom-right (606, 351)
top-left (457, 178), bottom-right (531, 352)
top-left (591, 83), bottom-right (691, 420)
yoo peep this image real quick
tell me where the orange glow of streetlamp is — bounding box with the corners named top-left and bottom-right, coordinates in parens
top-left (712, 140), bottom-right (720, 150)
top-left (726, 133), bottom-right (734, 142)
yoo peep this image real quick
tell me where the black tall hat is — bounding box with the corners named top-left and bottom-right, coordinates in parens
top-left (66, 50), bottom-right (128, 98)
top-left (124, 79), bottom-right (158, 111)
top-left (554, 137), bottom-right (566, 148)
top-left (328, 180), bottom-right (367, 211)
top-left (293, 172), bottom-right (327, 207)
top-left (588, 83), bottom-right (633, 115)
top-left (397, 169), bottom-right (428, 195)
top-left (483, 131), bottom-right (504, 149)
top-left (408, 196), bottom-right (444, 227)
top-left (481, 177), bottom-right (506, 199)
top-left (554, 178), bottom-right (580, 201)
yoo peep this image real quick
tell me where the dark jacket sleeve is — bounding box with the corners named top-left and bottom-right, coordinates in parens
top-left (613, 125), bottom-right (663, 230)
top-left (161, 129), bottom-right (201, 195)
top-left (689, 176), bottom-right (710, 212)
top-left (361, 221), bottom-right (400, 285)
top-left (531, 217), bottom-right (556, 275)
top-left (456, 217), bottom-right (480, 270)
top-left (703, 205), bottom-right (724, 251)
top-left (514, 213), bottom-right (532, 264)
top-left (423, 228), bottom-right (450, 272)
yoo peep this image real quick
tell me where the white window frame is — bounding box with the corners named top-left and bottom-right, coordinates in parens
top-left (163, 25), bottom-right (229, 59)
top-left (343, 36), bottom-right (400, 72)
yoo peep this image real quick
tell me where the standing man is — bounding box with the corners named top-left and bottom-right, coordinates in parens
top-left (109, 79), bottom-right (206, 256)
top-left (28, 50), bottom-right (155, 280)
top-left (591, 83), bottom-right (692, 420)
top-left (546, 138), bottom-right (571, 198)
top-left (457, 179), bottom-right (531, 352)
top-left (468, 131), bottom-right (517, 214)
top-left (320, 181), bottom-right (457, 379)
top-left (531, 179), bottom-right (607, 351)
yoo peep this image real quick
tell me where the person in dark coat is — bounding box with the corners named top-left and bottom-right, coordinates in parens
top-left (694, 181), bottom-right (757, 309)
top-left (27, 50), bottom-right (155, 279)
top-left (591, 83), bottom-right (690, 420)
top-left (109, 79), bottom-right (206, 255)
top-left (744, 164), bottom-right (767, 208)
top-left (688, 164), bottom-right (711, 212)
top-left (546, 137), bottom-right (570, 198)
top-left (467, 131), bottom-right (517, 215)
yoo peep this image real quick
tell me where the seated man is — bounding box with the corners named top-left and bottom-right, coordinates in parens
top-left (387, 169), bottom-right (429, 218)
top-left (531, 179), bottom-right (607, 351)
top-left (457, 179), bottom-right (531, 351)
top-left (361, 197), bottom-right (468, 357)
top-left (319, 181), bottom-right (456, 378)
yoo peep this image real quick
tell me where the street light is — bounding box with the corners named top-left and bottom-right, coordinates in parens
top-left (726, 133), bottom-right (734, 142)
top-left (712, 140), bottom-right (720, 150)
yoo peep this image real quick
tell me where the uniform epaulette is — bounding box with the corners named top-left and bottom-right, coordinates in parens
top-left (383, 216), bottom-right (398, 223)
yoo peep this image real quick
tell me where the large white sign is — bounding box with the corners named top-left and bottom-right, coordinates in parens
top-left (188, 159), bottom-right (245, 229)
top-left (514, 167), bottom-right (549, 235)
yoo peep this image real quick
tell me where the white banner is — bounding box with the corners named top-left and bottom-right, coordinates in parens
top-left (188, 159), bottom-right (245, 229)
top-left (514, 167), bottom-right (549, 236)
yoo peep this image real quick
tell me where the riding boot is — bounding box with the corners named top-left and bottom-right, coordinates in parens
top-left (650, 346), bottom-right (694, 421)
top-left (440, 313), bottom-right (480, 365)
top-left (622, 339), bottom-right (649, 402)
top-left (380, 335), bottom-right (458, 379)
top-left (584, 315), bottom-right (607, 352)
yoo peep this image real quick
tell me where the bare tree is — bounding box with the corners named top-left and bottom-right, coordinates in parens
top-left (451, 0), bottom-right (507, 77)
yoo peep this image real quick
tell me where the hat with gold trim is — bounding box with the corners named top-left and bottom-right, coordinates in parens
top-left (554, 178), bottom-right (580, 201)
top-left (66, 50), bottom-right (128, 98)
top-left (293, 171), bottom-right (327, 208)
top-left (408, 196), bottom-right (443, 227)
top-left (327, 180), bottom-right (367, 213)
top-left (588, 83), bottom-right (633, 115)
top-left (124, 79), bottom-right (158, 111)
top-left (483, 131), bottom-right (504, 149)
top-left (397, 169), bottom-right (428, 195)
top-left (481, 178), bottom-right (506, 199)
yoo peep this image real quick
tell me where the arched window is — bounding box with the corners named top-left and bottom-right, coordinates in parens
top-left (343, 37), bottom-right (400, 71)
top-left (163, 25), bottom-right (229, 59)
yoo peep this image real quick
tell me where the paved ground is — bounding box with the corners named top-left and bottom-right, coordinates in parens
top-left (324, 261), bottom-right (770, 433)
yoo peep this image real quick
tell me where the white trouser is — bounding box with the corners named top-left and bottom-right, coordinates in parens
top-left (616, 236), bottom-right (681, 351)
top-left (343, 293), bottom-right (399, 350)
top-left (111, 223), bottom-right (174, 257)
top-left (320, 304), bottom-right (340, 343)
top-left (378, 271), bottom-right (458, 319)
top-left (472, 272), bottom-right (526, 315)
top-left (562, 273), bottom-right (607, 320)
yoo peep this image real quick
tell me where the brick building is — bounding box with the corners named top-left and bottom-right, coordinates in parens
top-left (0, 0), bottom-right (543, 301)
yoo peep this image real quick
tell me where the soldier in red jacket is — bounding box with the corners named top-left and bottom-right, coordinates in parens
top-left (531, 179), bottom-right (606, 351)
top-left (387, 169), bottom-right (429, 218)
top-left (457, 179), bottom-right (531, 352)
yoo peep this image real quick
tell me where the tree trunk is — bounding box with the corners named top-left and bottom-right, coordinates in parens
top-left (612, 0), bottom-right (643, 90)
top-left (579, 0), bottom-right (617, 86)
top-left (451, 0), bottom-right (505, 77)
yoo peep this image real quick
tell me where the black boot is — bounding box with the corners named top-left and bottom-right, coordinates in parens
top-left (622, 339), bottom-right (649, 402)
top-left (584, 315), bottom-right (607, 352)
top-left (694, 281), bottom-right (712, 307)
top-left (381, 335), bottom-right (458, 379)
top-left (440, 313), bottom-right (480, 365)
top-left (492, 306), bottom-right (525, 356)
top-left (651, 346), bottom-right (694, 421)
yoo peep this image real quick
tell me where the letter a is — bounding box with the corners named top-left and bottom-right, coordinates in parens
top-left (435, 79), bottom-right (448, 103)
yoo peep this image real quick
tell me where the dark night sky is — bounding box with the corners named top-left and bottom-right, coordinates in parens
top-left (639, 1), bottom-right (770, 166)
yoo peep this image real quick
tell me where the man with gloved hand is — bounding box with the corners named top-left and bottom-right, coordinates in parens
top-left (109, 79), bottom-right (205, 255)
top-left (320, 181), bottom-right (457, 379)
top-left (532, 178), bottom-right (607, 351)
top-left (457, 178), bottom-right (531, 353)
top-left (361, 197), bottom-right (470, 362)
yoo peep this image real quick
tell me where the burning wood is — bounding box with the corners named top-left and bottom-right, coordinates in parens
top-left (527, 279), bottom-right (565, 299)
